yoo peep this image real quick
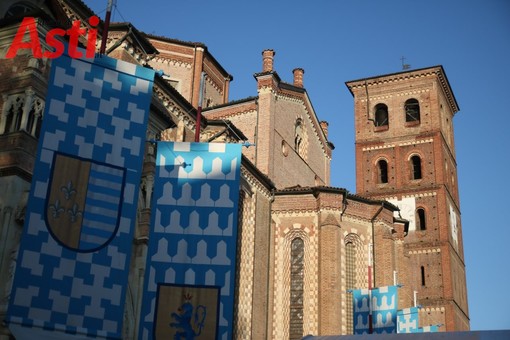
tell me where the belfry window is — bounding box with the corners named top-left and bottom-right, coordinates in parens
top-left (417, 208), bottom-right (426, 230)
top-left (378, 159), bottom-right (388, 184)
top-left (411, 155), bottom-right (422, 180)
top-left (374, 104), bottom-right (389, 127)
top-left (405, 99), bottom-right (420, 122)
top-left (290, 238), bottom-right (304, 340)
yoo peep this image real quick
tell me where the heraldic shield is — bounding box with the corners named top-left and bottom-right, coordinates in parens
top-left (46, 152), bottom-right (125, 252)
top-left (154, 284), bottom-right (220, 340)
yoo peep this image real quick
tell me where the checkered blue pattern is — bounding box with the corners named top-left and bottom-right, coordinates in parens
top-left (139, 142), bottom-right (242, 340)
top-left (6, 53), bottom-right (154, 339)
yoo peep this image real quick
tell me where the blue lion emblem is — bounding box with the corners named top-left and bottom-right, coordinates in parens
top-left (169, 298), bottom-right (206, 340)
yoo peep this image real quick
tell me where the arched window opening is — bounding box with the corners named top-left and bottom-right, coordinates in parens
top-left (405, 98), bottom-right (420, 122)
top-left (294, 118), bottom-right (304, 155)
top-left (417, 208), bottom-right (426, 231)
top-left (421, 266), bottom-right (426, 286)
top-left (374, 104), bottom-right (389, 127)
top-left (411, 155), bottom-right (422, 180)
top-left (345, 241), bottom-right (356, 334)
top-left (290, 238), bottom-right (304, 340)
top-left (378, 159), bottom-right (388, 184)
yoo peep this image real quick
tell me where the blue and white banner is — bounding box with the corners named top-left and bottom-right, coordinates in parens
top-left (6, 52), bottom-right (154, 339)
top-left (139, 142), bottom-right (242, 340)
top-left (372, 285), bottom-right (398, 334)
top-left (397, 307), bottom-right (420, 333)
top-left (420, 325), bottom-right (439, 332)
top-left (352, 288), bottom-right (370, 334)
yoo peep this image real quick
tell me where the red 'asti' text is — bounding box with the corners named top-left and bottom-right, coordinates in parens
top-left (5, 16), bottom-right (99, 59)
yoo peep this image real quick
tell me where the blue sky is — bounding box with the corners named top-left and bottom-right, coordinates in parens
top-left (84, 0), bottom-right (510, 331)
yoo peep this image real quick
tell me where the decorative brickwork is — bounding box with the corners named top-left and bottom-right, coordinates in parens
top-left (347, 66), bottom-right (469, 331)
top-left (233, 189), bottom-right (256, 339)
top-left (272, 220), bottom-right (319, 339)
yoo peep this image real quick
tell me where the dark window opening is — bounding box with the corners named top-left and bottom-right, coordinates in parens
top-left (411, 155), bottom-right (422, 179)
top-left (294, 118), bottom-right (304, 156)
top-left (405, 98), bottom-right (420, 122)
top-left (421, 266), bottom-right (426, 286)
top-left (378, 159), bottom-right (388, 183)
top-left (417, 208), bottom-right (426, 230)
top-left (374, 104), bottom-right (389, 127)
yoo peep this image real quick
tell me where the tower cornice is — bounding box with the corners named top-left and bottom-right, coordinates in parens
top-left (345, 65), bottom-right (459, 115)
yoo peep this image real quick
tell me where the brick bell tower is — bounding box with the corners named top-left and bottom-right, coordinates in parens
top-left (346, 66), bottom-right (469, 331)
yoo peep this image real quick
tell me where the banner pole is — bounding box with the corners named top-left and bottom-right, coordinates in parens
top-left (100, 0), bottom-right (114, 54)
top-left (194, 72), bottom-right (206, 142)
top-left (368, 243), bottom-right (373, 334)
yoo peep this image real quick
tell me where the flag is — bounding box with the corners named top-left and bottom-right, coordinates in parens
top-left (352, 289), bottom-right (370, 334)
top-left (138, 142), bottom-right (242, 340)
top-left (371, 285), bottom-right (398, 334)
top-left (6, 51), bottom-right (154, 339)
top-left (397, 307), bottom-right (420, 333)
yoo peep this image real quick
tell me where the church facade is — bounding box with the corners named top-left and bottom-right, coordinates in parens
top-left (0, 0), bottom-right (468, 339)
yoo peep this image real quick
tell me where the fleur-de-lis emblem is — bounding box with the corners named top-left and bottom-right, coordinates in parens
top-left (67, 203), bottom-right (83, 223)
top-left (48, 199), bottom-right (65, 218)
top-left (61, 181), bottom-right (77, 200)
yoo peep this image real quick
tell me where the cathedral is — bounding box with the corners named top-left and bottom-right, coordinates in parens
top-left (0, 0), bottom-right (469, 339)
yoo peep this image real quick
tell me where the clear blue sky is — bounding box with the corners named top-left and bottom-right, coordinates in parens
top-left (84, 0), bottom-right (510, 331)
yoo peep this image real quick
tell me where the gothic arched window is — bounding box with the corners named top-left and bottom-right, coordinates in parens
top-left (345, 233), bottom-right (363, 334)
top-left (374, 103), bottom-right (389, 127)
top-left (290, 238), bottom-right (304, 340)
top-left (3, 96), bottom-right (24, 134)
top-left (294, 118), bottom-right (304, 155)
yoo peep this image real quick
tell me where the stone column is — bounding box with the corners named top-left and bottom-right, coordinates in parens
top-left (0, 94), bottom-right (10, 134)
top-left (20, 89), bottom-right (35, 132)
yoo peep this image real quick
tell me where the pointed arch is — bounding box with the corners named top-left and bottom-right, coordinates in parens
top-left (344, 233), bottom-right (364, 334)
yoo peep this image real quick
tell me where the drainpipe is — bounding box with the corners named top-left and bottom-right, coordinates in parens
top-left (254, 99), bottom-right (259, 167)
top-left (365, 80), bottom-right (375, 125)
top-left (368, 202), bottom-right (384, 334)
top-left (265, 188), bottom-right (275, 338)
top-left (339, 190), bottom-right (348, 221)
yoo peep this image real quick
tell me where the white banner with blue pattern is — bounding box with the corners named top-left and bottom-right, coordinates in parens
top-left (372, 285), bottom-right (398, 334)
top-left (6, 52), bottom-right (154, 339)
top-left (353, 286), bottom-right (399, 334)
top-left (139, 142), bottom-right (242, 340)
